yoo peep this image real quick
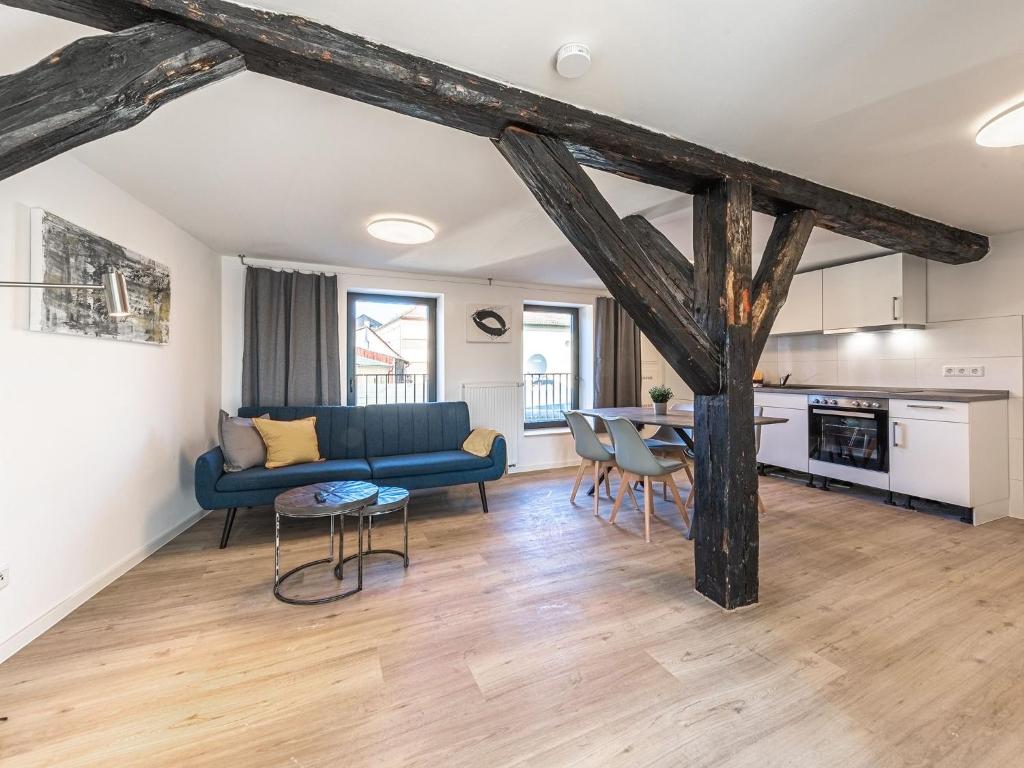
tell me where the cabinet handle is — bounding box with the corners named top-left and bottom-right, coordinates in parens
top-left (906, 404), bottom-right (944, 409)
top-left (892, 421), bottom-right (901, 447)
top-left (892, 296), bottom-right (899, 321)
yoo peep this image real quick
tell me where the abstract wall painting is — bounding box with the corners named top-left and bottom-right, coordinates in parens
top-left (467, 303), bottom-right (512, 343)
top-left (29, 208), bottom-right (170, 345)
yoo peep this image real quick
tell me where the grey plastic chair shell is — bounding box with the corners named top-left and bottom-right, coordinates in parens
top-left (604, 417), bottom-right (683, 478)
top-left (754, 405), bottom-right (764, 454)
top-left (565, 411), bottom-right (615, 463)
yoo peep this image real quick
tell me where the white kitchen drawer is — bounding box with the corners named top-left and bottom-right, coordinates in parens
top-left (890, 400), bottom-right (968, 423)
top-left (754, 391), bottom-right (808, 410)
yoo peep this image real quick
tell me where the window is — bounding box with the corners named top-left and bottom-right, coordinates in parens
top-left (523, 304), bottom-right (579, 428)
top-left (347, 293), bottom-right (437, 405)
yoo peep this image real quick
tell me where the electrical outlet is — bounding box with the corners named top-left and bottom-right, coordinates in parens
top-left (943, 365), bottom-right (956, 377)
top-left (0, 564), bottom-right (8, 591)
top-left (956, 366), bottom-right (968, 376)
top-left (969, 365), bottom-right (985, 377)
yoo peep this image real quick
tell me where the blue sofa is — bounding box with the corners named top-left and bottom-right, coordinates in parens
top-left (195, 401), bottom-right (507, 547)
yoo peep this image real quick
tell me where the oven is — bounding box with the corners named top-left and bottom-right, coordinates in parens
top-left (808, 396), bottom-right (889, 474)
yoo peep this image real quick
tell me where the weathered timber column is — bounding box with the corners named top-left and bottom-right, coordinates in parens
top-left (692, 179), bottom-right (759, 609)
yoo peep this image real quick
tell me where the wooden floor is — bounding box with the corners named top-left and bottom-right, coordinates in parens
top-left (4, 468), bottom-right (1024, 767)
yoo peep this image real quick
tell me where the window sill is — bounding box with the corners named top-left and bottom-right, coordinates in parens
top-left (524, 426), bottom-right (571, 436)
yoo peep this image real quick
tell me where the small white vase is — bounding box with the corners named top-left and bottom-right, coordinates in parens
top-left (653, 402), bottom-right (668, 415)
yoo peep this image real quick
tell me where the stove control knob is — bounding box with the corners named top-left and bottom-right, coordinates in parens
top-left (829, 399), bottom-right (839, 406)
top-left (851, 400), bottom-right (861, 407)
top-left (871, 402), bottom-right (881, 408)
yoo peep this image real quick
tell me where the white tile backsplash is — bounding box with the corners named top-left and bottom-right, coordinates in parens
top-left (776, 334), bottom-right (837, 364)
top-left (836, 358), bottom-right (917, 388)
top-left (915, 315), bottom-right (1023, 360)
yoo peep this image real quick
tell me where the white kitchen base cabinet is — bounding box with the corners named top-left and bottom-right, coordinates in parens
top-left (889, 399), bottom-right (1009, 524)
top-left (755, 392), bottom-right (808, 473)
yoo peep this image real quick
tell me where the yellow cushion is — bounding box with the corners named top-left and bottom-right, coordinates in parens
top-left (462, 428), bottom-right (500, 457)
top-left (252, 416), bottom-right (323, 469)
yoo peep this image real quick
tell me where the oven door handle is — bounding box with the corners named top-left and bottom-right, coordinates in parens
top-left (811, 409), bottom-right (877, 418)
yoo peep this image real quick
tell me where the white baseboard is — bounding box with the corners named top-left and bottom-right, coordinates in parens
top-left (0, 508), bottom-right (209, 665)
top-left (510, 460), bottom-right (576, 474)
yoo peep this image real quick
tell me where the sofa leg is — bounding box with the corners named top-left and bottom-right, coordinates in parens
top-left (219, 507), bottom-right (238, 549)
top-left (478, 482), bottom-right (489, 514)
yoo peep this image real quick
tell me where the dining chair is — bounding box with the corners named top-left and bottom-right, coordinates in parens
top-left (684, 406), bottom-right (767, 516)
top-left (603, 416), bottom-right (691, 542)
top-left (564, 411), bottom-right (639, 516)
top-left (643, 402), bottom-right (695, 499)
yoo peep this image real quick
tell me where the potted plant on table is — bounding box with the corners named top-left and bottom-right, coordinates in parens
top-left (649, 385), bottom-right (673, 415)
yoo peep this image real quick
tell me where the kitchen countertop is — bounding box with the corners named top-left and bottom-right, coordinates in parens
top-left (754, 385), bottom-right (1009, 403)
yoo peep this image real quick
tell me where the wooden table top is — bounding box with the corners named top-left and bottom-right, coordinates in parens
top-left (578, 405), bottom-right (789, 428)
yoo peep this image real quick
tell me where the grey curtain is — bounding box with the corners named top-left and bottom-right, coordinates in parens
top-left (241, 266), bottom-right (342, 407)
top-left (594, 297), bottom-right (641, 409)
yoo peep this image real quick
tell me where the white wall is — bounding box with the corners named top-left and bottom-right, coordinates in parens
top-left (221, 257), bottom-right (606, 473)
top-left (758, 229), bottom-right (1024, 518)
top-left (0, 157), bottom-right (222, 662)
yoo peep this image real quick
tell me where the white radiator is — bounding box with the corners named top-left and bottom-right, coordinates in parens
top-left (461, 381), bottom-right (524, 469)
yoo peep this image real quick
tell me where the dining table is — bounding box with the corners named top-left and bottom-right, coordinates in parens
top-left (576, 405), bottom-right (790, 505)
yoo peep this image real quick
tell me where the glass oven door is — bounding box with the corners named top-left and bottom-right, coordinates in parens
top-left (809, 407), bottom-right (888, 472)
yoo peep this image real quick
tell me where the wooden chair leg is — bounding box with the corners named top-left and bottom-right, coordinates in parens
top-left (757, 491), bottom-right (766, 517)
top-left (569, 459), bottom-right (588, 502)
top-left (593, 461), bottom-right (602, 516)
top-left (613, 466), bottom-right (641, 510)
top-left (643, 476), bottom-right (653, 543)
top-left (603, 466), bottom-right (612, 498)
top-left (664, 474), bottom-right (692, 535)
top-left (610, 472), bottom-right (630, 523)
top-left (685, 482), bottom-right (695, 511)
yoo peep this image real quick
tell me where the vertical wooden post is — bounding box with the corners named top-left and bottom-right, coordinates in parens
top-left (692, 180), bottom-right (759, 609)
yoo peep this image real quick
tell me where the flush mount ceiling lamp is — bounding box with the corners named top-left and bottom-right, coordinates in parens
top-left (366, 217), bottom-right (436, 245)
top-left (0, 269), bottom-right (130, 317)
top-left (555, 42), bottom-right (591, 79)
top-left (976, 102), bottom-right (1024, 147)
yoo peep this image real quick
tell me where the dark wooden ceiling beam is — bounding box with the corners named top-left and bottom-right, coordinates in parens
top-left (0, 21), bottom-right (243, 181)
top-left (2, 0), bottom-right (989, 264)
top-left (750, 209), bottom-right (817, 358)
top-left (495, 127), bottom-right (721, 395)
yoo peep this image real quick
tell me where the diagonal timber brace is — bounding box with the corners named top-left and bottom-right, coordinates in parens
top-left (495, 127), bottom-right (721, 396)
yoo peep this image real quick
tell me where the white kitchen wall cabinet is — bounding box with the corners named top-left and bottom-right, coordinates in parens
top-left (754, 392), bottom-right (809, 472)
top-left (770, 271), bottom-right (823, 336)
top-left (889, 398), bottom-right (1008, 524)
top-left (822, 253), bottom-right (927, 332)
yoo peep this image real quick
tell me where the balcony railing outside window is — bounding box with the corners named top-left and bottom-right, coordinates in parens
top-left (353, 373), bottom-right (432, 405)
top-left (524, 372), bottom-right (576, 428)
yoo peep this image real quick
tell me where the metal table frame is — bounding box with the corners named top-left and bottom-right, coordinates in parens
top-left (273, 481), bottom-right (378, 605)
top-left (333, 487), bottom-right (411, 595)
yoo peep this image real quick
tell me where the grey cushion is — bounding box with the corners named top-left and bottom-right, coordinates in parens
top-left (219, 410), bottom-right (268, 472)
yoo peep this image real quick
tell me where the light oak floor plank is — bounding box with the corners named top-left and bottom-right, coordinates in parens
top-left (2, 468), bottom-right (1024, 767)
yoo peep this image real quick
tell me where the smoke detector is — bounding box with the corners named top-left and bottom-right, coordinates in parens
top-left (555, 43), bottom-right (591, 79)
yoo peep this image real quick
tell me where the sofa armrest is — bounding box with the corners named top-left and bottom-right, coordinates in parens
top-left (489, 434), bottom-right (508, 475)
top-left (194, 446), bottom-right (226, 510)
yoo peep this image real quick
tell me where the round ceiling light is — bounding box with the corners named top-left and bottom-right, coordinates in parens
top-left (366, 217), bottom-right (436, 245)
top-left (555, 42), bottom-right (591, 79)
top-left (976, 102), bottom-right (1024, 147)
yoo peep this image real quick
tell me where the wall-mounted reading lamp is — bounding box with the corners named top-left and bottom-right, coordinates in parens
top-left (0, 269), bottom-right (131, 317)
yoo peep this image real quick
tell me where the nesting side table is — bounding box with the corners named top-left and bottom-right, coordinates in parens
top-left (273, 480), bottom-right (378, 605)
top-left (333, 486), bottom-right (411, 594)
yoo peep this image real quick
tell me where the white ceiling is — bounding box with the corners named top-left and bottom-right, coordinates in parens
top-left (3, 1), bottom-right (1024, 287)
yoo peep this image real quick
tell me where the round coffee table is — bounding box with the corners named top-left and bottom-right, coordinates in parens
top-left (273, 480), bottom-right (378, 605)
top-left (333, 486), bottom-right (411, 594)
